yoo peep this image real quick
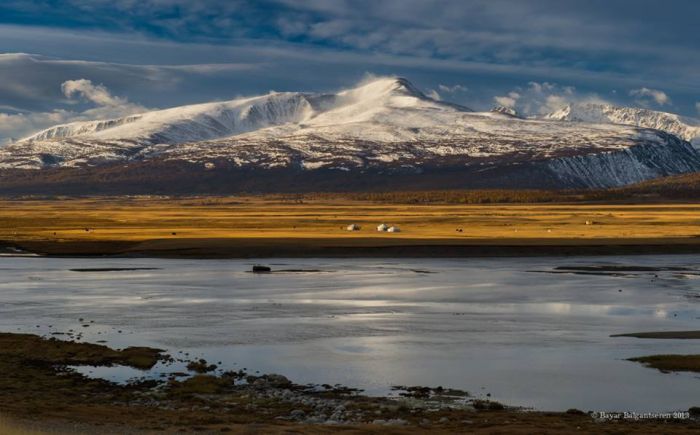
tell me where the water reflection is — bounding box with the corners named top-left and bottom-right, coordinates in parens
top-left (0, 255), bottom-right (698, 411)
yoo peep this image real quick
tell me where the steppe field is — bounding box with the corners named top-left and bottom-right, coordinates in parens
top-left (1, 196), bottom-right (699, 257)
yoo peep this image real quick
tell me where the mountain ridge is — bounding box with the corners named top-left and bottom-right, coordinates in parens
top-left (544, 102), bottom-right (700, 148)
top-left (1, 77), bottom-right (699, 191)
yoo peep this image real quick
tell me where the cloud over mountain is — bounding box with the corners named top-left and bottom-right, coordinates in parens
top-left (0, 71), bottom-right (147, 143)
top-left (493, 82), bottom-right (610, 116)
top-left (0, 1), bottom-right (698, 142)
top-left (630, 87), bottom-right (671, 106)
top-left (61, 79), bottom-right (128, 107)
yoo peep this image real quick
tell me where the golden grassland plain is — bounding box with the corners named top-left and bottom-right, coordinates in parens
top-left (0, 196), bottom-right (699, 257)
top-left (0, 417), bottom-right (41, 435)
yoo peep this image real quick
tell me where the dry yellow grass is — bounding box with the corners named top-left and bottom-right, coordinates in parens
top-left (0, 197), bottom-right (698, 243)
top-left (0, 416), bottom-right (45, 435)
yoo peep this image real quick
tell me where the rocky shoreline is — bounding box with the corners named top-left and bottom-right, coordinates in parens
top-left (1, 332), bottom-right (698, 434)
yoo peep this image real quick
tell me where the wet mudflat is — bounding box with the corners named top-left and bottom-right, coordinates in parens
top-left (5, 333), bottom-right (699, 434)
top-left (0, 255), bottom-right (698, 413)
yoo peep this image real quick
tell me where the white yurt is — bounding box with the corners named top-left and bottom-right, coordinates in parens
top-left (346, 224), bottom-right (361, 231)
top-left (387, 226), bottom-right (401, 233)
top-left (377, 223), bottom-right (389, 232)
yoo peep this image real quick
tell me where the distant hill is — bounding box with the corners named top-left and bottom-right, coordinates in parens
top-left (617, 172), bottom-right (700, 199)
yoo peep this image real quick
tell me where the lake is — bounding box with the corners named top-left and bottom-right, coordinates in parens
top-left (0, 255), bottom-right (698, 412)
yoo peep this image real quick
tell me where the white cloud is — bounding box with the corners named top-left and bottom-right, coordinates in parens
top-left (0, 110), bottom-right (72, 143)
top-left (0, 79), bottom-right (147, 143)
top-left (493, 82), bottom-right (610, 115)
top-left (0, 53), bottom-right (258, 115)
top-left (493, 91), bottom-right (520, 108)
top-left (61, 79), bottom-right (127, 106)
top-left (544, 94), bottom-right (570, 112)
top-left (527, 82), bottom-right (552, 94)
top-left (438, 84), bottom-right (468, 94)
top-left (629, 87), bottom-right (671, 106)
top-left (0, 25), bottom-right (695, 121)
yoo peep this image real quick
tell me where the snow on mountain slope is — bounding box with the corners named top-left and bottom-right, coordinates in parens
top-left (545, 102), bottom-right (700, 148)
top-left (1, 77), bottom-right (699, 188)
top-left (22, 92), bottom-right (317, 144)
top-left (0, 91), bottom-right (318, 169)
top-left (547, 138), bottom-right (700, 188)
top-left (1, 77), bottom-right (467, 169)
top-left (490, 105), bottom-right (521, 118)
top-left (167, 109), bottom-right (671, 167)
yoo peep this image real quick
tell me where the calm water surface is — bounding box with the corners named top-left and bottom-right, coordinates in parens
top-left (0, 255), bottom-right (698, 411)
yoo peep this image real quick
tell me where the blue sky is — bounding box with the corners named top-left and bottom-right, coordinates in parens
top-left (0, 0), bottom-right (698, 141)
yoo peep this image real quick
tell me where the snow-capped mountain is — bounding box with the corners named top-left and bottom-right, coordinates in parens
top-left (1, 77), bottom-right (699, 190)
top-left (490, 105), bottom-right (521, 118)
top-left (545, 102), bottom-right (700, 148)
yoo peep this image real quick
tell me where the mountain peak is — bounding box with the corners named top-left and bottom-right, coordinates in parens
top-left (491, 105), bottom-right (521, 118)
top-left (3, 76), bottom-right (700, 191)
top-left (391, 77), bottom-right (425, 97)
top-left (342, 76), bottom-right (427, 100)
top-left (545, 102), bottom-right (700, 146)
